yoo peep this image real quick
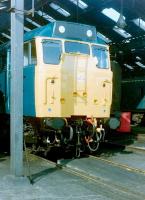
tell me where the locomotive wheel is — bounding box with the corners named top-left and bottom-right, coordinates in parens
top-left (62, 125), bottom-right (73, 145)
top-left (86, 133), bottom-right (100, 152)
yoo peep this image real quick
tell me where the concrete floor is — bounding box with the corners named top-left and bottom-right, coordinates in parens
top-left (0, 153), bottom-right (135, 200)
top-left (0, 141), bottom-right (145, 200)
top-left (0, 127), bottom-right (145, 200)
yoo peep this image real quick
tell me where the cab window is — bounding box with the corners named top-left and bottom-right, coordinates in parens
top-left (65, 41), bottom-right (90, 55)
top-left (92, 45), bottom-right (109, 69)
top-left (42, 40), bottom-right (62, 65)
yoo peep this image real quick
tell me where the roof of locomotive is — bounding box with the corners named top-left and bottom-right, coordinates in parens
top-left (0, 21), bottom-right (106, 51)
top-left (24, 21), bottom-right (106, 44)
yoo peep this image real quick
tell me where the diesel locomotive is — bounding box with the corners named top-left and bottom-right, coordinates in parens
top-left (0, 21), bottom-right (112, 156)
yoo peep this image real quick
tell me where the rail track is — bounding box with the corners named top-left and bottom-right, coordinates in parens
top-left (100, 140), bottom-right (145, 155)
top-left (31, 151), bottom-right (145, 200)
top-left (58, 165), bottom-right (145, 200)
top-left (89, 154), bottom-right (145, 175)
top-left (23, 136), bottom-right (145, 200)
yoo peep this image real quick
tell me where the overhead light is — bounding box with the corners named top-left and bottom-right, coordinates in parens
top-left (24, 26), bottom-right (31, 32)
top-left (69, 0), bottom-right (88, 9)
top-left (113, 26), bottom-right (131, 38)
top-left (0, 6), bottom-right (6, 10)
top-left (124, 64), bottom-right (133, 70)
top-left (0, 2), bottom-right (6, 10)
top-left (133, 18), bottom-right (145, 31)
top-left (49, 3), bottom-right (70, 17)
top-left (37, 10), bottom-right (56, 22)
top-left (25, 18), bottom-right (41, 28)
top-left (136, 56), bottom-right (141, 61)
top-left (124, 39), bottom-right (130, 43)
top-left (101, 8), bottom-right (125, 23)
top-left (97, 32), bottom-right (112, 43)
top-left (135, 61), bottom-right (145, 68)
top-left (1, 33), bottom-right (11, 39)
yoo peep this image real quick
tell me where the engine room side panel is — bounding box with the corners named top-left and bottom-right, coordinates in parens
top-left (23, 65), bottom-right (36, 116)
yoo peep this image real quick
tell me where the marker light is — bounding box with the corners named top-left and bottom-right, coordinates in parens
top-left (86, 30), bottom-right (92, 37)
top-left (59, 25), bottom-right (65, 33)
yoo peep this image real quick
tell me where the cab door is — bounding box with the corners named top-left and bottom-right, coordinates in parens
top-left (35, 38), bottom-right (62, 117)
top-left (91, 45), bottom-right (112, 118)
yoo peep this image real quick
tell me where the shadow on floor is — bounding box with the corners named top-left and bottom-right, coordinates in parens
top-left (28, 166), bottom-right (61, 184)
top-left (94, 142), bottom-right (133, 158)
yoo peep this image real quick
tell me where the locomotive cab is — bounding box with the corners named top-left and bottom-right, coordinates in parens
top-left (33, 37), bottom-right (112, 119)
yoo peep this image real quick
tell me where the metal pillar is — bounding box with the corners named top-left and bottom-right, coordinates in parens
top-left (10, 0), bottom-right (24, 176)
